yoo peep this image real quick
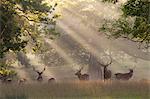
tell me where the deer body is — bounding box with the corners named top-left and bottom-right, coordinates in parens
top-left (48, 78), bottom-right (55, 83)
top-left (115, 69), bottom-right (133, 80)
top-left (104, 66), bottom-right (111, 80)
top-left (75, 67), bottom-right (89, 80)
top-left (76, 73), bottom-right (89, 80)
top-left (98, 55), bottom-right (112, 81)
top-left (2, 78), bottom-right (12, 84)
top-left (18, 78), bottom-right (27, 84)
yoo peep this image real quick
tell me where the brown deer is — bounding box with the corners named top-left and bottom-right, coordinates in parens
top-left (1, 78), bottom-right (12, 84)
top-left (48, 78), bottom-right (55, 83)
top-left (75, 67), bottom-right (89, 80)
top-left (98, 55), bottom-right (112, 81)
top-left (114, 69), bottom-right (133, 80)
top-left (18, 78), bottom-right (27, 85)
top-left (33, 66), bottom-right (46, 81)
top-left (0, 73), bottom-right (13, 84)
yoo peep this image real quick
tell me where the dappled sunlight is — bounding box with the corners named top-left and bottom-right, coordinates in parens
top-left (13, 62), bottom-right (32, 81)
top-left (15, 68), bottom-right (32, 81)
top-left (44, 38), bottom-right (80, 69)
top-left (0, 0), bottom-right (150, 98)
top-left (1, 0), bottom-right (149, 84)
top-left (55, 0), bottom-right (150, 80)
top-left (57, 21), bottom-right (104, 61)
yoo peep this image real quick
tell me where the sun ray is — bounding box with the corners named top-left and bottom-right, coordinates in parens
top-left (43, 38), bottom-right (79, 69)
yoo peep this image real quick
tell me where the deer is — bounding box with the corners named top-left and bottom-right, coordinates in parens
top-left (1, 78), bottom-right (12, 84)
top-left (98, 55), bottom-right (112, 81)
top-left (75, 67), bottom-right (89, 81)
top-left (48, 78), bottom-right (55, 83)
top-left (18, 78), bottom-right (27, 85)
top-left (33, 66), bottom-right (46, 82)
top-left (0, 73), bottom-right (13, 84)
top-left (114, 69), bottom-right (133, 80)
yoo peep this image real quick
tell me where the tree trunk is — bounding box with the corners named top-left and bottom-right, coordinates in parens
top-left (17, 51), bottom-right (32, 68)
top-left (88, 54), bottom-right (102, 80)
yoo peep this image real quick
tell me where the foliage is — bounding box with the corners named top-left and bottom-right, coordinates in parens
top-left (101, 0), bottom-right (118, 4)
top-left (0, 0), bottom-right (59, 58)
top-left (0, 62), bottom-right (17, 81)
top-left (100, 0), bottom-right (150, 49)
top-left (122, 0), bottom-right (149, 19)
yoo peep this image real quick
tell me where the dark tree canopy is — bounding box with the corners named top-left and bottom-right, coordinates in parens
top-left (0, 0), bottom-right (59, 58)
top-left (0, 0), bottom-right (59, 80)
top-left (100, 0), bottom-right (150, 49)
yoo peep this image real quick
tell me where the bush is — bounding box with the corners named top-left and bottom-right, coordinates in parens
top-left (0, 62), bottom-right (17, 81)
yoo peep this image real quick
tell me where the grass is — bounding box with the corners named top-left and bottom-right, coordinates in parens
top-left (0, 81), bottom-right (149, 99)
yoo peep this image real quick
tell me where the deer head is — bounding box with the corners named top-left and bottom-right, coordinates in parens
top-left (75, 67), bottom-right (83, 76)
top-left (33, 66), bottom-right (46, 81)
top-left (125, 66), bottom-right (136, 74)
top-left (129, 69), bottom-right (133, 73)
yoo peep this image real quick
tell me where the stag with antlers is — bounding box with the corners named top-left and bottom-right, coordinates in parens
top-left (98, 55), bottom-right (112, 81)
top-left (33, 66), bottom-right (46, 81)
top-left (114, 69), bottom-right (134, 80)
top-left (75, 67), bottom-right (89, 81)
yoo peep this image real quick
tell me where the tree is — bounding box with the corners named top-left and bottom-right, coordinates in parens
top-left (0, 0), bottom-right (59, 80)
top-left (100, 0), bottom-right (150, 49)
top-left (0, 62), bottom-right (17, 81)
top-left (0, 0), bottom-right (59, 58)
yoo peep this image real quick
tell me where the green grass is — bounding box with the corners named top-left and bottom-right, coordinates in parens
top-left (0, 81), bottom-right (149, 99)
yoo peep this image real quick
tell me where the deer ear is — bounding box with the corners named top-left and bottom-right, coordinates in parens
top-left (33, 67), bottom-right (36, 71)
top-left (105, 65), bottom-right (109, 67)
top-left (80, 66), bottom-right (84, 71)
top-left (129, 69), bottom-right (132, 71)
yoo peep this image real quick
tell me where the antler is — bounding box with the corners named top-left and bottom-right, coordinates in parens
top-left (98, 55), bottom-right (112, 67)
top-left (78, 66), bottom-right (84, 72)
top-left (33, 66), bottom-right (46, 73)
top-left (80, 66), bottom-right (84, 70)
top-left (33, 67), bottom-right (38, 72)
top-left (41, 66), bottom-right (46, 73)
